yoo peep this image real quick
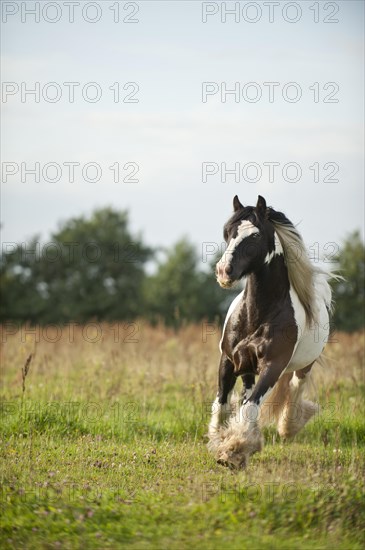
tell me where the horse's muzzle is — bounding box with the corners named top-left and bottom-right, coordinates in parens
top-left (216, 260), bottom-right (234, 288)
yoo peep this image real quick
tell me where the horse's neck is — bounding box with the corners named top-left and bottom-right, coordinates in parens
top-left (245, 255), bottom-right (290, 322)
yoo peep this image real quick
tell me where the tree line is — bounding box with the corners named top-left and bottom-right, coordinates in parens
top-left (0, 207), bottom-right (363, 331)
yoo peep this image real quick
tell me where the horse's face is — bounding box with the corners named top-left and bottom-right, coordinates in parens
top-left (216, 195), bottom-right (275, 288)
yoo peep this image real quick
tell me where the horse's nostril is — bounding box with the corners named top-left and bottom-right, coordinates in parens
top-left (225, 264), bottom-right (233, 275)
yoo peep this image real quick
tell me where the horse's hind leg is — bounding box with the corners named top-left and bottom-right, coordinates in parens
top-left (277, 363), bottom-right (319, 440)
top-left (208, 354), bottom-right (236, 452)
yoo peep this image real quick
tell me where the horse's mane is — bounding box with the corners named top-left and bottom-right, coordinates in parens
top-left (267, 208), bottom-right (320, 325)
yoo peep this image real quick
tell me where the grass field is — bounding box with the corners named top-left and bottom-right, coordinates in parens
top-left (1, 323), bottom-right (364, 549)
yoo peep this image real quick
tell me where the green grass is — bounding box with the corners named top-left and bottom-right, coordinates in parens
top-left (1, 325), bottom-right (364, 548)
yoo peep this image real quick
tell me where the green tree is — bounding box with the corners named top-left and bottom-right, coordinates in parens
top-left (0, 235), bottom-right (48, 323)
top-left (0, 208), bottom-right (153, 323)
top-left (332, 230), bottom-right (365, 332)
top-left (144, 238), bottom-right (227, 327)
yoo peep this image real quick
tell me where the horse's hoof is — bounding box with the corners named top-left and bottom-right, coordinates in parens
top-left (217, 452), bottom-right (247, 470)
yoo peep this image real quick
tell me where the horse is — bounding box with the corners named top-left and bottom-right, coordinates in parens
top-left (208, 195), bottom-right (334, 469)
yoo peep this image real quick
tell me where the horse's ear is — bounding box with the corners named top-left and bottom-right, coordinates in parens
top-left (256, 195), bottom-right (267, 218)
top-left (233, 195), bottom-right (244, 211)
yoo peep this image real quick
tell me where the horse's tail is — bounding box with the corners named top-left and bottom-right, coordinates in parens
top-left (314, 353), bottom-right (329, 370)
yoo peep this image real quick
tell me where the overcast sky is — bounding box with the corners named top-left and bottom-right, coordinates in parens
top-left (1, 0), bottom-right (364, 265)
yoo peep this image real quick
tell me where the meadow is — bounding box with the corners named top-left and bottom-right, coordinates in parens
top-left (1, 322), bottom-right (364, 549)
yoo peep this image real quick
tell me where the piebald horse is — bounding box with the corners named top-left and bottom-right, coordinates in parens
top-left (208, 195), bottom-right (333, 469)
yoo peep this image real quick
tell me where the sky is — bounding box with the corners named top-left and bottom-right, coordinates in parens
top-left (1, 0), bottom-right (364, 266)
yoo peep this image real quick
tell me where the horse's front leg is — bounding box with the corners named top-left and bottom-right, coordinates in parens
top-left (218, 354), bottom-right (288, 469)
top-left (208, 354), bottom-right (236, 453)
top-left (240, 373), bottom-right (255, 405)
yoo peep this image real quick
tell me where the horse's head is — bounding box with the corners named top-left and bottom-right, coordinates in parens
top-left (216, 195), bottom-right (276, 288)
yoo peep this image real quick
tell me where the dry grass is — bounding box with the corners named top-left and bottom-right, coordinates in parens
top-left (1, 322), bottom-right (363, 397)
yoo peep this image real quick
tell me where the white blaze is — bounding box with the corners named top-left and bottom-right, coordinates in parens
top-left (218, 220), bottom-right (259, 269)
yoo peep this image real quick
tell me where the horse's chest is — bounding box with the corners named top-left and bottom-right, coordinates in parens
top-left (220, 303), bottom-right (270, 364)
top-left (220, 291), bottom-right (298, 370)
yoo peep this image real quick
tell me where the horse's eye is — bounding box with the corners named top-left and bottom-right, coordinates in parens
top-left (253, 232), bottom-right (261, 238)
